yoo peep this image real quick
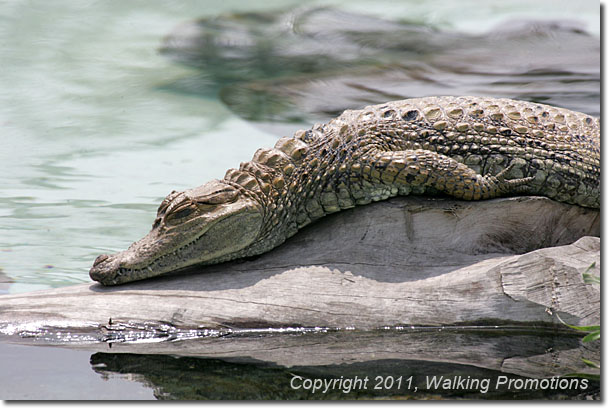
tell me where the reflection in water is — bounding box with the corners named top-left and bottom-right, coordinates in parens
top-left (0, 2), bottom-right (600, 400)
top-left (161, 7), bottom-right (600, 124)
top-left (87, 329), bottom-right (599, 400)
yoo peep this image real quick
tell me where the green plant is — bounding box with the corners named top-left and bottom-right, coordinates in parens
top-left (582, 262), bottom-right (600, 285)
top-left (557, 262), bottom-right (600, 380)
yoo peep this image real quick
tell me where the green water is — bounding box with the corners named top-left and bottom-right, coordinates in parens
top-left (0, 1), bottom-right (601, 401)
top-left (0, 0), bottom-right (600, 293)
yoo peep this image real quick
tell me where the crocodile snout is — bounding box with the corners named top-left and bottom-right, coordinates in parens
top-left (93, 254), bottom-right (110, 266)
top-left (89, 253), bottom-right (119, 283)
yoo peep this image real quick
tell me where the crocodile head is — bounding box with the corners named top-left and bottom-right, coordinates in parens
top-left (89, 180), bottom-right (263, 285)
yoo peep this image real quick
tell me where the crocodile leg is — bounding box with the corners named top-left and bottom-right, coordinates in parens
top-left (361, 149), bottom-right (534, 201)
top-left (89, 96), bottom-right (600, 285)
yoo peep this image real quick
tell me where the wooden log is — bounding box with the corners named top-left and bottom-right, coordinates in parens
top-left (0, 196), bottom-right (599, 334)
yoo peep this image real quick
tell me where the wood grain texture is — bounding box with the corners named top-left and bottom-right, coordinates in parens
top-left (0, 196), bottom-right (599, 334)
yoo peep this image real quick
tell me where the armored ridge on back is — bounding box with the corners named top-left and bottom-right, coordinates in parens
top-left (89, 96), bottom-right (600, 286)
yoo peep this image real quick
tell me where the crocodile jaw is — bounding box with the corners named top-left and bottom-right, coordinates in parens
top-left (89, 228), bottom-right (201, 285)
top-left (90, 181), bottom-right (263, 285)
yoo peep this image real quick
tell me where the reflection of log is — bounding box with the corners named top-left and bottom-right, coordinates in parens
top-left (0, 196), bottom-right (599, 333)
top-left (86, 327), bottom-right (599, 382)
top-left (87, 335), bottom-right (600, 400)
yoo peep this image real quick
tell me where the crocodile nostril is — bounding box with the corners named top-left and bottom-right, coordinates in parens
top-left (93, 254), bottom-right (110, 266)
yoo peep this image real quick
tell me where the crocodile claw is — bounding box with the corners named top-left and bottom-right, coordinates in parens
top-left (487, 161), bottom-right (535, 194)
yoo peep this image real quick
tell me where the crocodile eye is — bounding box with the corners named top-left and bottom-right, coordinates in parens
top-left (195, 189), bottom-right (238, 205)
top-left (165, 205), bottom-right (197, 224)
top-left (173, 207), bottom-right (195, 219)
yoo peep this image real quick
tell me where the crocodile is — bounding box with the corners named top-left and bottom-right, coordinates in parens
top-left (90, 96), bottom-right (600, 285)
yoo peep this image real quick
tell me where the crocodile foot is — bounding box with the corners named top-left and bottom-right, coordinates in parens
top-left (485, 161), bottom-right (535, 194)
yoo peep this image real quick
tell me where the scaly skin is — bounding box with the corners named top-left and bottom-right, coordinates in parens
top-left (90, 96), bottom-right (600, 285)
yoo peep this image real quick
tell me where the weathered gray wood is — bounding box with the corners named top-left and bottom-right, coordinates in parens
top-left (0, 196), bottom-right (599, 335)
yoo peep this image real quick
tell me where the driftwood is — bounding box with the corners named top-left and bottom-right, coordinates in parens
top-left (0, 196), bottom-right (600, 392)
top-left (0, 196), bottom-right (599, 333)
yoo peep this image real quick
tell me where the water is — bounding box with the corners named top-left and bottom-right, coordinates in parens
top-left (0, 327), bottom-right (601, 400)
top-left (0, 0), bottom-right (600, 293)
top-left (0, 342), bottom-right (155, 400)
top-left (0, 1), bottom-right (601, 400)
top-left (0, 0), bottom-right (299, 291)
